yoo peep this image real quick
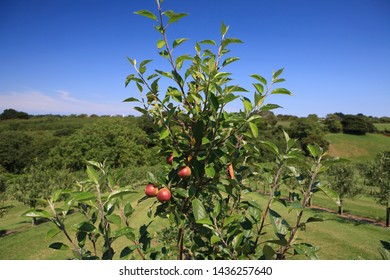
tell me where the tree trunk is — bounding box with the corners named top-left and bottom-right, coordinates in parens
top-left (386, 207), bottom-right (390, 227)
top-left (338, 199), bottom-right (343, 215)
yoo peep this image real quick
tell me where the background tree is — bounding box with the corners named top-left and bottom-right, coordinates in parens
top-left (288, 117), bottom-right (329, 154)
top-left (361, 151), bottom-right (390, 227)
top-left (341, 114), bottom-right (368, 135)
top-left (0, 172), bottom-right (8, 218)
top-left (0, 109), bottom-right (29, 120)
top-left (0, 131), bottom-right (34, 173)
top-left (326, 163), bottom-right (360, 214)
top-left (11, 164), bottom-right (75, 225)
top-left (47, 118), bottom-right (156, 171)
top-left (324, 113), bottom-right (342, 133)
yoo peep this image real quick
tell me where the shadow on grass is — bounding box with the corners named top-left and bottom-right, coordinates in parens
top-left (309, 207), bottom-right (385, 227)
top-left (0, 229), bottom-right (18, 238)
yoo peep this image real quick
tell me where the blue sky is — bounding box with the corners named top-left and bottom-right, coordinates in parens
top-left (0, 0), bottom-right (389, 117)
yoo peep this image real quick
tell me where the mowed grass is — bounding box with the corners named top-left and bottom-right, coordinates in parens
top-left (325, 133), bottom-right (390, 161)
top-left (244, 192), bottom-right (390, 260)
top-left (374, 123), bottom-right (390, 132)
top-left (0, 191), bottom-right (158, 260)
top-left (1, 187), bottom-right (390, 260)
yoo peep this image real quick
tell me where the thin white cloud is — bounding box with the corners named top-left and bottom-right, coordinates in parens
top-left (0, 90), bottom-right (138, 116)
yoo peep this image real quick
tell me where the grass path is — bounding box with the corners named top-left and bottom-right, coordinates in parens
top-left (1, 189), bottom-right (390, 260)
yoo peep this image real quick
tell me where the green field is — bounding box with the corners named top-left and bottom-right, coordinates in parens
top-left (374, 123), bottom-right (390, 132)
top-left (1, 187), bottom-right (389, 260)
top-left (325, 133), bottom-right (390, 161)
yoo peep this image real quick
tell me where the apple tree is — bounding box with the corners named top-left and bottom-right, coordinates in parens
top-left (361, 151), bottom-right (390, 227)
top-left (124, 0), bottom-right (334, 260)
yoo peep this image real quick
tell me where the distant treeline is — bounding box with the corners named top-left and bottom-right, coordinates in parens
top-left (1, 108), bottom-right (390, 221)
top-left (0, 108), bottom-right (389, 175)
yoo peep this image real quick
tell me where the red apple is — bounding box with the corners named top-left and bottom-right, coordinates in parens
top-left (157, 187), bottom-right (171, 202)
top-left (144, 184), bottom-right (158, 197)
top-left (178, 166), bottom-right (191, 179)
top-left (166, 154), bottom-right (173, 165)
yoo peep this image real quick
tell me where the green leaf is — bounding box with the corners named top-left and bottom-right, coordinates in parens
top-left (318, 185), bottom-right (340, 206)
top-left (124, 203), bottom-right (134, 218)
top-left (112, 227), bottom-right (134, 239)
top-left (176, 54), bottom-right (192, 70)
top-left (273, 68), bottom-right (284, 79)
top-left (248, 122), bottom-right (259, 138)
top-left (86, 165), bottom-right (99, 184)
top-left (193, 120), bottom-right (204, 143)
top-left (174, 188), bottom-right (189, 198)
top-left (260, 140), bottom-right (279, 155)
top-left (134, 107), bottom-right (148, 115)
top-left (157, 39), bottom-right (165, 49)
top-left (139, 59), bottom-right (152, 68)
top-left (205, 165), bottom-right (216, 178)
top-left (123, 97), bottom-right (139, 103)
top-left (146, 171), bottom-right (156, 183)
top-left (379, 248), bottom-right (390, 260)
top-left (155, 69), bottom-right (172, 79)
top-left (293, 243), bottom-right (319, 260)
top-left (164, 10), bottom-right (188, 24)
top-left (199, 39), bottom-right (217, 45)
top-left (106, 214), bottom-right (122, 226)
top-left (242, 97), bottom-right (252, 113)
top-left (227, 85), bottom-right (248, 93)
top-left (196, 217), bottom-right (213, 226)
top-left (224, 93), bottom-right (239, 104)
top-left (159, 50), bottom-right (169, 59)
top-left (120, 245), bottom-right (138, 259)
top-left (202, 137), bottom-right (210, 145)
top-left (72, 191), bottom-right (95, 202)
top-left (253, 83), bottom-right (264, 95)
top-left (222, 38), bottom-right (243, 48)
top-left (147, 73), bottom-right (159, 80)
top-left (269, 209), bottom-right (290, 237)
top-left (46, 228), bottom-right (62, 240)
top-left (139, 59), bottom-right (152, 74)
top-left (221, 22), bottom-right (229, 37)
top-left (254, 93), bottom-right (264, 107)
top-left (213, 201), bottom-right (221, 218)
top-left (251, 74), bottom-right (267, 85)
top-left (232, 233), bottom-right (244, 249)
top-left (263, 245), bottom-right (276, 260)
top-left (261, 103), bottom-right (282, 111)
top-left (307, 144), bottom-right (323, 159)
top-left (127, 57), bottom-right (136, 66)
top-left (22, 209), bottom-right (51, 219)
top-left (73, 222), bottom-right (96, 232)
top-left (211, 235), bottom-right (221, 244)
top-left (223, 216), bottom-right (236, 228)
top-left (273, 78), bottom-right (286, 84)
top-left (289, 200), bottom-right (303, 213)
top-left (159, 128), bottom-right (170, 140)
top-left (173, 38), bottom-right (188, 49)
top-left (108, 189), bottom-right (136, 201)
top-left (271, 88), bottom-right (292, 95)
top-left (125, 74), bottom-right (134, 87)
top-left (195, 42), bottom-right (201, 53)
top-left (209, 92), bottom-right (219, 111)
top-left (192, 198), bottom-right (207, 221)
top-left (134, 10), bottom-right (157, 21)
top-left (222, 57), bottom-right (240, 67)
top-left (49, 242), bottom-right (69, 250)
